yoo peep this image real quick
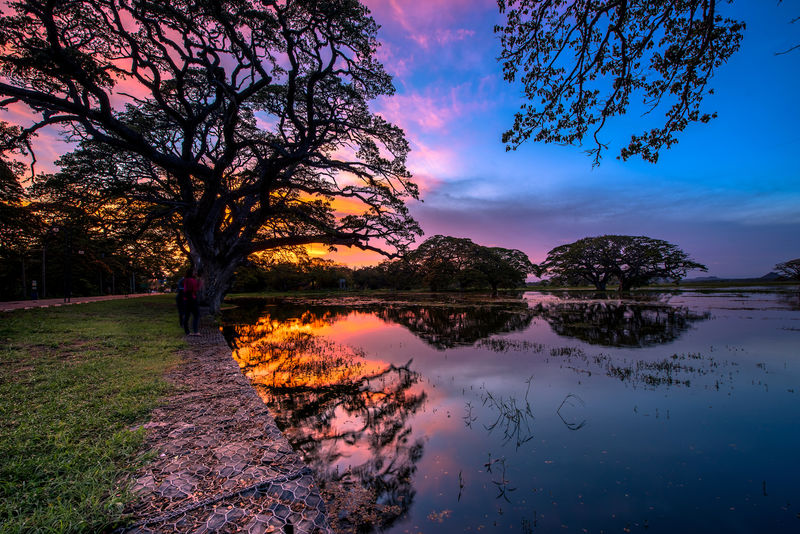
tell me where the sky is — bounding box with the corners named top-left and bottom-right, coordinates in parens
top-left (6, 1), bottom-right (798, 278)
top-left (315, 0), bottom-right (800, 278)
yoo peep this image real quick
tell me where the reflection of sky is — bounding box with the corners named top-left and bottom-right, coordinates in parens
top-left (226, 292), bottom-right (800, 533)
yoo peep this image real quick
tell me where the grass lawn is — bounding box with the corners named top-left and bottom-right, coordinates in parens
top-left (0, 296), bottom-right (184, 533)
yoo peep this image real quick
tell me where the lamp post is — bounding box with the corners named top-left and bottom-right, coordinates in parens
top-left (20, 251), bottom-right (26, 299)
top-left (63, 227), bottom-right (71, 303)
top-left (41, 243), bottom-right (46, 298)
top-left (42, 226), bottom-right (61, 299)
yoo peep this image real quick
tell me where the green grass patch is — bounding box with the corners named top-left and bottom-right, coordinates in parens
top-left (0, 296), bottom-right (184, 533)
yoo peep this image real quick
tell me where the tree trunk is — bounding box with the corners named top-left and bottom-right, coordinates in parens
top-left (196, 256), bottom-right (242, 315)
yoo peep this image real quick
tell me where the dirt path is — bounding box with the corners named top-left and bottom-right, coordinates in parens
top-left (120, 317), bottom-right (332, 534)
top-left (0, 293), bottom-right (157, 312)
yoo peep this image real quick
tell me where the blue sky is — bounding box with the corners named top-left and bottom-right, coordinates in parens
top-left (334, 0), bottom-right (800, 277)
top-left (8, 0), bottom-right (797, 277)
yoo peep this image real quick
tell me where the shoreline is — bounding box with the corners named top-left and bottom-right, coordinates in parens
top-left (121, 316), bottom-right (333, 534)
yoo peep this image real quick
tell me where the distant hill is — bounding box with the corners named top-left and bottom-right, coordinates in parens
top-left (528, 273), bottom-right (795, 289)
top-left (683, 272), bottom-right (789, 283)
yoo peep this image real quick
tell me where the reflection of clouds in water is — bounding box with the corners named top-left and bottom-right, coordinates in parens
top-left (223, 295), bottom-right (538, 350)
top-left (226, 292), bottom-right (713, 351)
top-left (228, 313), bottom-right (426, 533)
top-left (220, 293), bottom-right (786, 533)
top-left (377, 304), bottom-right (534, 349)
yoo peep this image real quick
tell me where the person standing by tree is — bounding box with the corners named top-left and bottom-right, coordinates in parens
top-left (182, 268), bottom-right (201, 336)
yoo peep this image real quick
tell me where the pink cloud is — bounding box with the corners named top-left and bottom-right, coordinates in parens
top-left (435, 28), bottom-right (476, 45)
top-left (407, 140), bottom-right (461, 180)
top-left (408, 171), bottom-right (444, 196)
top-left (375, 81), bottom-right (494, 135)
top-left (1, 104), bottom-right (77, 176)
top-left (365, 0), bottom-right (489, 32)
top-left (365, 0), bottom-right (491, 49)
top-left (377, 92), bottom-right (450, 131)
top-left (408, 27), bottom-right (476, 48)
top-left (375, 41), bottom-right (413, 78)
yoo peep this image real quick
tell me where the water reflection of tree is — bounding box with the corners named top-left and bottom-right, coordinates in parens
top-left (229, 317), bottom-right (426, 532)
top-left (224, 297), bottom-right (536, 350)
top-left (377, 304), bottom-right (534, 349)
top-left (776, 291), bottom-right (800, 311)
top-left (532, 301), bottom-right (710, 347)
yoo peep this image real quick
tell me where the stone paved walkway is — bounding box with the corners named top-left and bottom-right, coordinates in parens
top-left (120, 317), bottom-right (333, 534)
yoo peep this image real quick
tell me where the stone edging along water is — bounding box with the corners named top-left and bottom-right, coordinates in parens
top-left (120, 316), bottom-right (333, 534)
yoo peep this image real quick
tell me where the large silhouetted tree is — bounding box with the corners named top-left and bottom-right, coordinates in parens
top-left (496, 0), bottom-right (746, 163)
top-left (0, 160), bottom-right (32, 256)
top-left (541, 235), bottom-right (707, 290)
top-left (410, 235), bottom-right (482, 290)
top-left (775, 258), bottom-right (800, 280)
top-left (0, 0), bottom-right (420, 312)
top-left (475, 246), bottom-right (538, 295)
top-left (409, 235), bottom-right (536, 292)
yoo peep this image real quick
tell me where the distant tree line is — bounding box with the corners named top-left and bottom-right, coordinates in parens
top-left (231, 235), bottom-right (536, 295)
top-left (0, 155), bottom-right (183, 300)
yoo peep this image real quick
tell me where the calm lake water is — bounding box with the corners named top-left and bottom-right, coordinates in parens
top-left (221, 290), bottom-right (800, 533)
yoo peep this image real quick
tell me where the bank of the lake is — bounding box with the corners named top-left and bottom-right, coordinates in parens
top-left (0, 296), bottom-right (332, 533)
top-left (0, 296), bottom-right (182, 532)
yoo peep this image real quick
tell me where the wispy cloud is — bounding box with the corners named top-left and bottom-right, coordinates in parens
top-left (365, 0), bottom-right (496, 75)
top-left (409, 28), bottom-right (477, 48)
top-left (375, 81), bottom-right (496, 135)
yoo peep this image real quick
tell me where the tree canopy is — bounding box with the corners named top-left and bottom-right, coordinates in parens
top-left (0, 158), bottom-right (34, 256)
top-left (0, 0), bottom-right (420, 311)
top-left (540, 235), bottom-right (707, 290)
top-left (408, 235), bottom-right (537, 293)
top-left (231, 235), bottom-right (537, 294)
top-left (496, 0), bottom-right (746, 163)
top-left (774, 258), bottom-right (800, 280)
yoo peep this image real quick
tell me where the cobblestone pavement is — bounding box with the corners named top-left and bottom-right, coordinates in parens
top-left (120, 317), bottom-right (333, 534)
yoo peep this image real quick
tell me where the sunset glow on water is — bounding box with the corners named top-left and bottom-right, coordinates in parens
top-left (223, 291), bottom-right (800, 533)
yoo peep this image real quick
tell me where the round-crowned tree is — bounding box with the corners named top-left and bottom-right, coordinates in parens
top-left (540, 235), bottom-right (707, 291)
top-left (775, 259), bottom-right (800, 280)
